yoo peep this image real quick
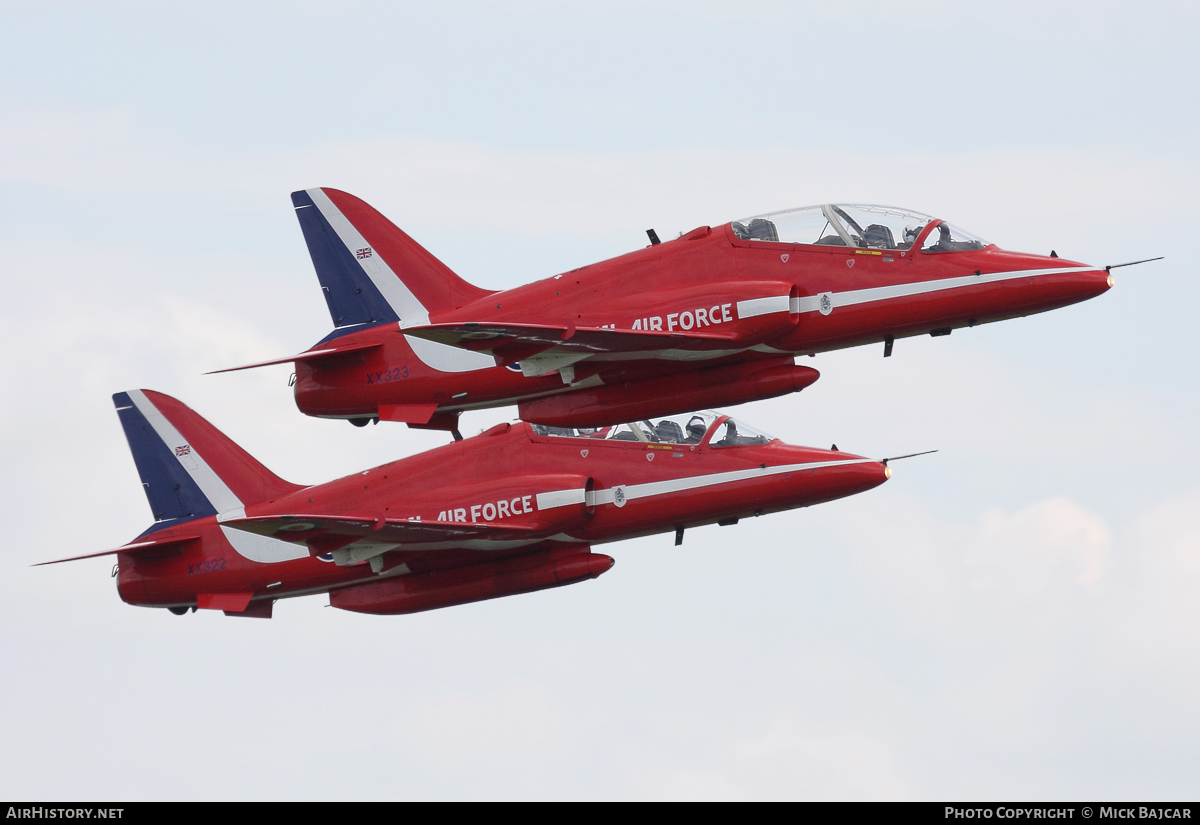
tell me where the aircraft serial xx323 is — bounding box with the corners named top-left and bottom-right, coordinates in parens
top-left (40, 391), bottom-right (891, 617)
top-left (218, 189), bottom-right (1116, 432)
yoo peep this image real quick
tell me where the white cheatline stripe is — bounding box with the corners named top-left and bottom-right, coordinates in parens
top-left (127, 390), bottom-right (243, 514)
top-left (536, 488), bottom-right (588, 510)
top-left (736, 294), bottom-right (792, 319)
top-left (306, 188), bottom-right (431, 327)
top-left (588, 458), bottom-right (876, 507)
top-left (534, 458), bottom-right (879, 511)
top-left (790, 265), bottom-right (1098, 315)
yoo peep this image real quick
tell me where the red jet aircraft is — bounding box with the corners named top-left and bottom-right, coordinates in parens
top-left (41, 391), bottom-right (891, 617)
top-left (219, 189), bottom-right (1115, 432)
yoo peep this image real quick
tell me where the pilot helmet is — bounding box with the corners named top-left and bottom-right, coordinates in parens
top-left (686, 416), bottom-right (707, 440)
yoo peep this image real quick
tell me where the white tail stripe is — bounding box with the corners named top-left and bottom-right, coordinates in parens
top-left (736, 295), bottom-right (792, 319)
top-left (405, 334), bottom-right (496, 373)
top-left (126, 391), bottom-right (244, 514)
top-left (218, 526), bottom-right (311, 564)
top-left (588, 457), bottom-right (876, 506)
top-left (305, 188), bottom-right (431, 327)
top-left (792, 265), bottom-right (1098, 314)
top-left (126, 392), bottom-right (326, 564)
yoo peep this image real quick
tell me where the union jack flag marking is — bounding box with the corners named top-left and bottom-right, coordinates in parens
top-left (356, 247), bottom-right (373, 259)
top-left (175, 445), bottom-right (192, 457)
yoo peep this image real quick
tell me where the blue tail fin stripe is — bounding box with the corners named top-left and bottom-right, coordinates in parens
top-left (292, 190), bottom-right (399, 328)
top-left (114, 391), bottom-right (311, 562)
top-left (305, 188), bottom-right (431, 326)
top-left (115, 391), bottom-right (219, 529)
top-left (124, 390), bottom-right (243, 515)
top-left (292, 188), bottom-right (431, 328)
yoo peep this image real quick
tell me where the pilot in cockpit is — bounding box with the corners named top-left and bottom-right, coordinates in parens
top-left (747, 218), bottom-right (779, 243)
top-left (730, 205), bottom-right (984, 253)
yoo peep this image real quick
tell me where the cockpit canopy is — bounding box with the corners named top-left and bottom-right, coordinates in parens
top-left (731, 204), bottom-right (989, 252)
top-left (530, 411), bottom-right (775, 447)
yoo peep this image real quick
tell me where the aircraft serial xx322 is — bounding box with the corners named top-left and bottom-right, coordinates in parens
top-left (40, 391), bottom-right (891, 617)
top-left (218, 188), bottom-right (1117, 432)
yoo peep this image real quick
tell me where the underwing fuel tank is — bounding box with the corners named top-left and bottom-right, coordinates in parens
top-left (329, 549), bottom-right (615, 615)
top-left (519, 360), bottom-right (819, 428)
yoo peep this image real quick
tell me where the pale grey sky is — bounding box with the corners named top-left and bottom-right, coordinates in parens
top-left (2, 1), bottom-right (1198, 800)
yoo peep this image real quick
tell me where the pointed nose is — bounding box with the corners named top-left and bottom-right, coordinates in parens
top-left (1011, 263), bottom-right (1112, 316)
top-left (1077, 267), bottom-right (1114, 299)
top-left (1069, 267), bottom-right (1114, 312)
top-left (824, 456), bottom-right (892, 498)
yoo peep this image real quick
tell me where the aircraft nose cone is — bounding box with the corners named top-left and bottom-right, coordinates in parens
top-left (834, 456), bottom-right (892, 496)
top-left (1018, 264), bottom-right (1112, 316)
top-left (1065, 267), bottom-right (1113, 302)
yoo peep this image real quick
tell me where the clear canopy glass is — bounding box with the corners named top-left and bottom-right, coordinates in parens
top-left (530, 411), bottom-right (776, 447)
top-left (920, 220), bottom-right (989, 253)
top-left (708, 417), bottom-right (774, 447)
top-left (731, 204), bottom-right (989, 251)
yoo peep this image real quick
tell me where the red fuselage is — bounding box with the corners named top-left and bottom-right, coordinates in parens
top-left (294, 223), bottom-right (1109, 427)
top-left (115, 417), bottom-right (889, 615)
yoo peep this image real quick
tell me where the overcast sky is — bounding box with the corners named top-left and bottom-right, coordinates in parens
top-left (2, 1), bottom-right (1198, 800)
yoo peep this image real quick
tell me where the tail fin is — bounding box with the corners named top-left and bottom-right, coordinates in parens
top-left (291, 187), bottom-right (492, 330)
top-left (113, 390), bottom-right (303, 530)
